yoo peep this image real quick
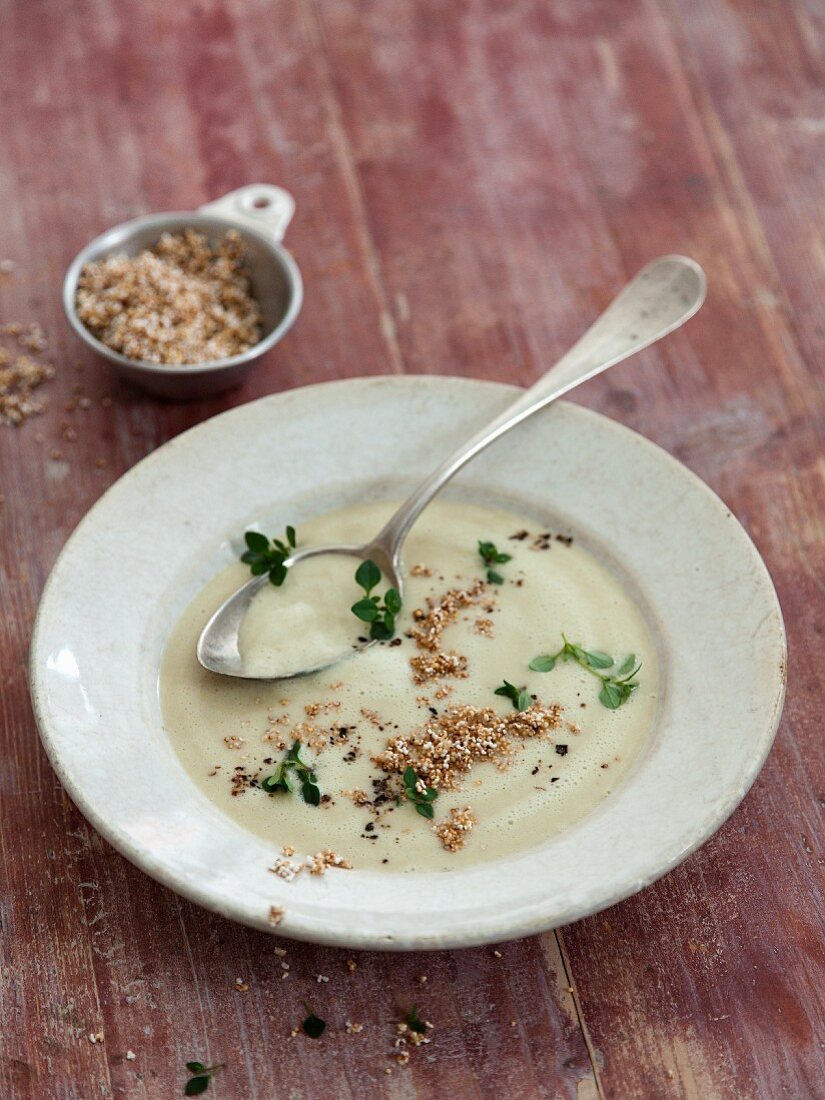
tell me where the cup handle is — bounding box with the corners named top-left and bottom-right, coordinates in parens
top-left (198, 184), bottom-right (296, 242)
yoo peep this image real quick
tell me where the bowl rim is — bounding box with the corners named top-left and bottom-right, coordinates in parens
top-left (62, 210), bottom-right (304, 377)
top-left (29, 376), bottom-right (787, 949)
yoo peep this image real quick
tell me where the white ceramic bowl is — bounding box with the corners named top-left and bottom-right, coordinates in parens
top-left (29, 377), bottom-right (786, 949)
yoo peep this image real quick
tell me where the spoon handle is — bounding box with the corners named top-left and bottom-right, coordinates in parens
top-left (370, 255), bottom-right (706, 565)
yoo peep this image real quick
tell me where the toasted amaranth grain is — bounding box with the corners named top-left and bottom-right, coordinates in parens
top-left (409, 580), bottom-right (486, 651)
top-left (409, 651), bottom-right (469, 685)
top-left (373, 702), bottom-right (563, 790)
top-left (433, 806), bottom-right (477, 851)
top-left (75, 229), bottom-right (261, 365)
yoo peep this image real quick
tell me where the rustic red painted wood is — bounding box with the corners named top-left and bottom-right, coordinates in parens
top-left (1, 1), bottom-right (822, 1097)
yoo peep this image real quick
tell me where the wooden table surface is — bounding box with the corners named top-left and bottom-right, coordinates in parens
top-left (1, 2), bottom-right (823, 1097)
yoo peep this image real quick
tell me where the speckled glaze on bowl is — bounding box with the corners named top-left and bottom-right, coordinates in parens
top-left (63, 184), bottom-right (303, 400)
top-left (29, 377), bottom-right (786, 950)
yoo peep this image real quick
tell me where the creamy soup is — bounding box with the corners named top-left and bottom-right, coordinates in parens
top-left (160, 499), bottom-right (658, 872)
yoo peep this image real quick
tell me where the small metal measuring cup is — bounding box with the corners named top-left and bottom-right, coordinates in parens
top-left (62, 184), bottom-right (303, 400)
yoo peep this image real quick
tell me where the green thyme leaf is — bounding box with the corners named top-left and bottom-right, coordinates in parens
top-left (244, 531), bottom-right (269, 553)
top-left (517, 688), bottom-right (532, 711)
top-left (355, 559), bottom-right (381, 593)
top-left (407, 1005), bottom-right (427, 1034)
top-left (599, 681), bottom-right (623, 709)
top-left (185, 1063), bottom-right (205, 1075)
top-left (529, 655), bottom-right (555, 672)
top-left (384, 588), bottom-right (402, 615)
top-left (286, 525), bottom-right (296, 548)
top-left (494, 680), bottom-right (518, 702)
top-left (494, 680), bottom-right (531, 711)
top-left (486, 569), bottom-right (504, 585)
top-left (302, 781), bottom-right (321, 806)
top-left (584, 650), bottom-right (614, 669)
top-left (415, 801), bottom-right (435, 819)
top-left (269, 563), bottom-right (288, 586)
top-left (370, 619), bottom-right (393, 641)
top-left (352, 597), bottom-right (380, 622)
top-left (185, 1079), bottom-right (209, 1097)
top-left (615, 654), bottom-right (637, 677)
top-left (260, 771), bottom-right (290, 794)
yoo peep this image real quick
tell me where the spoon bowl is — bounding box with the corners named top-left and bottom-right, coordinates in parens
top-left (196, 542), bottom-right (403, 679)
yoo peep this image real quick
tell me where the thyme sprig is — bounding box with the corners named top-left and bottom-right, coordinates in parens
top-left (477, 539), bottom-right (512, 584)
top-left (240, 524), bottom-right (297, 587)
top-left (401, 765), bottom-right (438, 819)
top-left (184, 1062), bottom-right (224, 1096)
top-left (529, 636), bottom-right (641, 709)
top-left (260, 741), bottom-right (321, 806)
top-left (351, 559), bottom-right (402, 640)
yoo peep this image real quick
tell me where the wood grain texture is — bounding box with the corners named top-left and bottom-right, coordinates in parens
top-left (0, 0), bottom-right (822, 1097)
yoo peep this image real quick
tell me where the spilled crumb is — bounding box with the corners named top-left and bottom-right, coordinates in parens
top-left (269, 857), bottom-right (305, 881)
top-left (393, 1015), bottom-right (434, 1064)
top-left (308, 849), bottom-right (352, 875)
top-left (269, 849), bottom-right (352, 880)
top-left (0, 334), bottom-right (55, 426)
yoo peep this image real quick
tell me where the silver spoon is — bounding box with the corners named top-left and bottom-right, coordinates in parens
top-left (198, 254), bottom-right (706, 680)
